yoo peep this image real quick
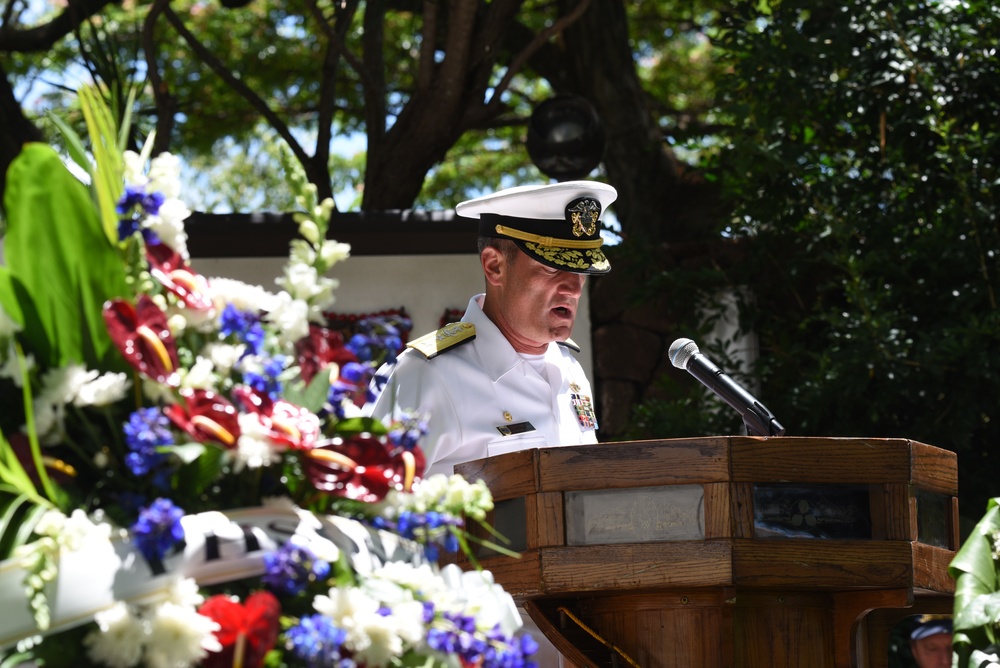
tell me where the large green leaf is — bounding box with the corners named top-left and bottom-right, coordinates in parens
top-left (2, 142), bottom-right (130, 370)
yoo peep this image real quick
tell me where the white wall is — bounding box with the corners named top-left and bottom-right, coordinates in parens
top-left (192, 254), bottom-right (595, 379)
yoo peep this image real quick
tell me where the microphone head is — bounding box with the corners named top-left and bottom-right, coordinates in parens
top-left (668, 338), bottom-right (700, 370)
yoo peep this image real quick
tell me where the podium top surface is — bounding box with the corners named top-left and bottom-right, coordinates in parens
top-left (454, 436), bottom-right (958, 500)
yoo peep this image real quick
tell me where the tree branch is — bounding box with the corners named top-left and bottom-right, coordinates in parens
top-left (0, 0), bottom-right (120, 53)
top-left (142, 0), bottom-right (174, 155)
top-left (416, 0), bottom-right (437, 93)
top-left (481, 0), bottom-right (590, 116)
top-left (161, 5), bottom-right (309, 171)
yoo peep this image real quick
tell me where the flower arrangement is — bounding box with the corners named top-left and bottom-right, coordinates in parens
top-left (0, 89), bottom-right (535, 667)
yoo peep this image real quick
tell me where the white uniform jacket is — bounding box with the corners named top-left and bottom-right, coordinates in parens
top-left (367, 294), bottom-right (599, 476)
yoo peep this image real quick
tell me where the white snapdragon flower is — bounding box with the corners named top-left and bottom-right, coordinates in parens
top-left (320, 240), bottom-right (352, 267)
top-left (288, 238), bottom-right (318, 266)
top-left (147, 152), bottom-right (182, 200)
top-left (122, 150), bottom-right (149, 189)
top-left (84, 602), bottom-right (146, 668)
top-left (279, 262), bottom-right (321, 301)
top-left (144, 602), bottom-right (221, 668)
top-left (265, 291), bottom-right (310, 344)
top-left (75, 372), bottom-right (131, 407)
top-left (144, 198), bottom-right (191, 260)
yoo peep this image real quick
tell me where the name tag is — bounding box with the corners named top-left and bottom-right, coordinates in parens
top-left (496, 421), bottom-right (535, 436)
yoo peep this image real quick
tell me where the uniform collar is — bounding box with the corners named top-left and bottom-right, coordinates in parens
top-left (463, 294), bottom-right (557, 383)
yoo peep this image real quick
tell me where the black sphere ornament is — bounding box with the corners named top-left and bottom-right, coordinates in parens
top-left (526, 95), bottom-right (606, 181)
top-left (219, 0), bottom-right (254, 8)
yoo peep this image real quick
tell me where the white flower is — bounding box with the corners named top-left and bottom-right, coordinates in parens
top-left (279, 262), bottom-right (321, 301)
top-left (74, 372), bottom-right (131, 407)
top-left (313, 585), bottom-right (378, 624)
top-left (180, 356), bottom-right (217, 391)
top-left (123, 150), bottom-right (149, 189)
top-left (147, 153), bottom-right (182, 199)
top-left (84, 602), bottom-right (146, 668)
top-left (144, 602), bottom-right (221, 668)
top-left (349, 609), bottom-right (408, 667)
top-left (265, 291), bottom-right (310, 344)
top-left (144, 198), bottom-right (191, 260)
top-left (40, 364), bottom-right (96, 404)
top-left (233, 412), bottom-right (283, 470)
top-left (207, 278), bottom-right (277, 314)
top-left (165, 578), bottom-right (205, 608)
top-left (59, 509), bottom-right (112, 551)
top-left (203, 342), bottom-right (244, 375)
top-left (320, 240), bottom-right (352, 267)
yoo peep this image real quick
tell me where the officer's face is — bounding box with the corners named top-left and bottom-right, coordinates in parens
top-left (484, 247), bottom-right (586, 353)
top-left (910, 634), bottom-right (952, 668)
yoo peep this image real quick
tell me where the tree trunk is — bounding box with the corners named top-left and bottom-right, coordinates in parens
top-left (556, 0), bottom-right (727, 438)
top-left (0, 63), bottom-right (44, 211)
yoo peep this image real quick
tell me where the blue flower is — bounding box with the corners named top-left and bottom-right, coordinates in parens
top-left (117, 185), bottom-right (165, 216)
top-left (285, 614), bottom-right (349, 667)
top-left (262, 541), bottom-right (331, 596)
top-left (244, 355), bottom-right (287, 400)
top-left (131, 498), bottom-right (185, 563)
top-left (123, 407), bottom-right (173, 478)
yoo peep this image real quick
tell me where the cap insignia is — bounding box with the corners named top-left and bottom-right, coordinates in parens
top-left (567, 197), bottom-right (600, 238)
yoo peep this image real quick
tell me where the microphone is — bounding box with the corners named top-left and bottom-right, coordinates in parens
top-left (668, 338), bottom-right (786, 437)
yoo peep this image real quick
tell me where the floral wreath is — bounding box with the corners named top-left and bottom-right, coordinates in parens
top-left (0, 88), bottom-right (534, 667)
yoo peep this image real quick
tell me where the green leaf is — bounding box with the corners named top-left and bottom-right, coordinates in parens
top-left (46, 110), bottom-right (93, 180)
top-left (331, 416), bottom-right (388, 436)
top-left (167, 442), bottom-right (210, 465)
top-left (78, 85), bottom-right (124, 246)
top-left (174, 444), bottom-right (226, 499)
top-left (282, 367), bottom-right (332, 414)
top-left (2, 142), bottom-right (130, 370)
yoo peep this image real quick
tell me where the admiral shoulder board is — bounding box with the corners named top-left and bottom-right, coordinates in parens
top-left (406, 322), bottom-right (476, 359)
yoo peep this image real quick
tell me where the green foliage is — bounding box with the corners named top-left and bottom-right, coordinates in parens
top-left (658, 0), bottom-right (1000, 516)
top-left (0, 142), bottom-right (130, 371)
top-left (950, 498), bottom-right (1000, 666)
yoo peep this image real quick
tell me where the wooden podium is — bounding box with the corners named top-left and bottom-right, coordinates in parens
top-left (454, 436), bottom-right (958, 668)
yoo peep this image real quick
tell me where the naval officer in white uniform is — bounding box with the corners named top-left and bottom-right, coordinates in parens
top-left (368, 180), bottom-right (616, 668)
top-left (367, 179), bottom-right (615, 477)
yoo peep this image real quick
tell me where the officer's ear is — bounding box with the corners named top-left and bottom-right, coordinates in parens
top-left (481, 246), bottom-right (506, 287)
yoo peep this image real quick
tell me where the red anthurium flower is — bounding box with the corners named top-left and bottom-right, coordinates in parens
top-left (199, 591), bottom-right (280, 668)
top-left (294, 324), bottom-right (358, 385)
top-left (303, 434), bottom-right (423, 502)
top-left (232, 386), bottom-right (320, 451)
top-left (146, 241), bottom-right (213, 311)
top-left (103, 295), bottom-right (180, 385)
top-left (164, 388), bottom-right (241, 448)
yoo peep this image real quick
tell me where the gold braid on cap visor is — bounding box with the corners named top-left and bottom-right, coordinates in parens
top-left (494, 224), bottom-right (604, 249)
